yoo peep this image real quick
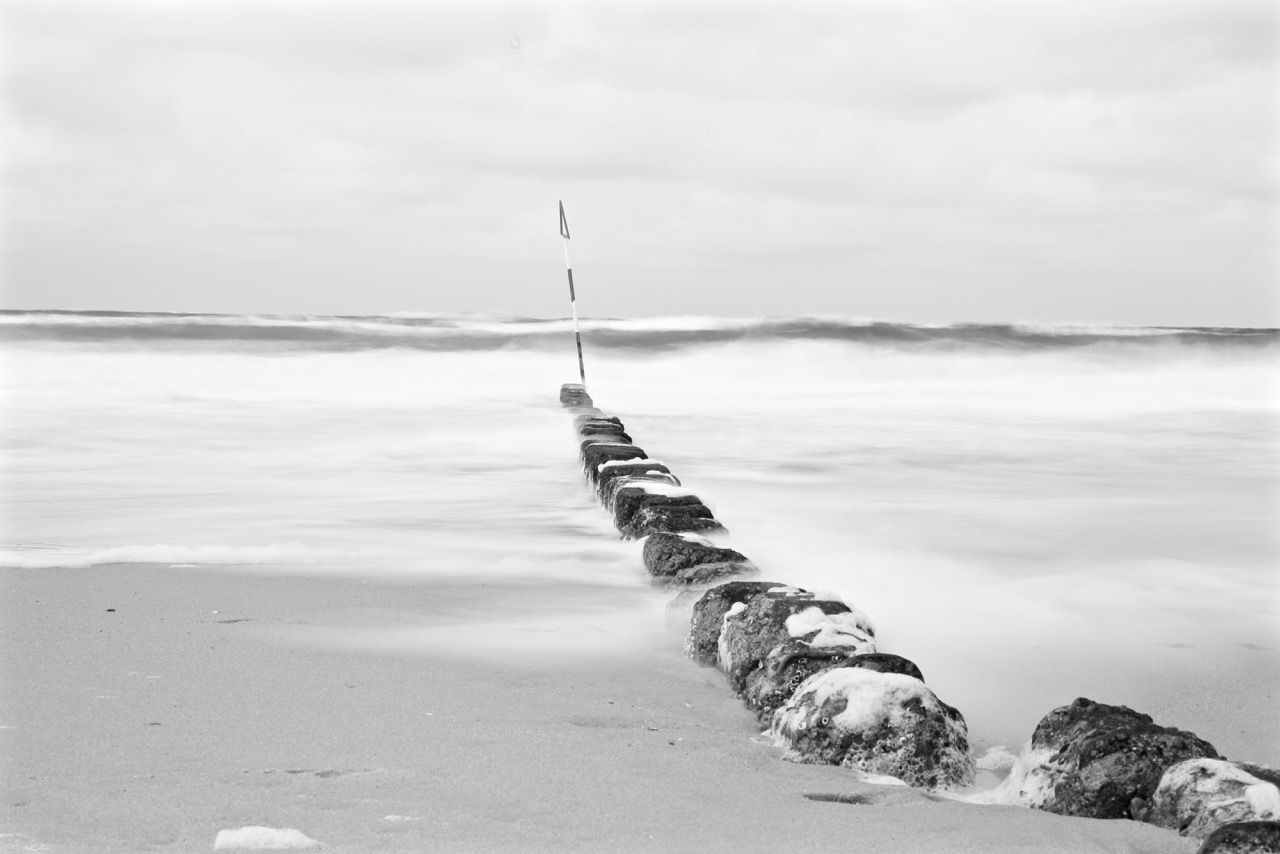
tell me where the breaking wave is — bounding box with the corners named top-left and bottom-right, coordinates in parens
top-left (2, 310), bottom-right (1274, 353)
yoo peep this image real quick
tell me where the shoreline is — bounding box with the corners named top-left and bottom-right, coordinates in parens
top-left (1, 562), bottom-right (1195, 852)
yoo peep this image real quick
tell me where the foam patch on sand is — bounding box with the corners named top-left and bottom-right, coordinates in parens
top-left (213, 826), bottom-right (321, 849)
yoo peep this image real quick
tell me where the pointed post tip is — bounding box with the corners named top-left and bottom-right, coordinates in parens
top-left (559, 201), bottom-right (570, 240)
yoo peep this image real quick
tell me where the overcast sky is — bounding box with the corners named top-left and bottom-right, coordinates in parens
top-left (2, 0), bottom-right (1276, 324)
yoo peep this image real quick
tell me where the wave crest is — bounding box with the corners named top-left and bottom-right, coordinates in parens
top-left (1, 310), bottom-right (1274, 353)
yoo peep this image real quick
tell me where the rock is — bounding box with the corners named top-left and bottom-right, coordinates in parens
top-left (1145, 758), bottom-right (1280, 839)
top-left (576, 412), bottom-right (624, 430)
top-left (1022, 697), bottom-right (1220, 819)
top-left (600, 473), bottom-right (684, 508)
top-left (685, 582), bottom-right (801, 665)
top-left (596, 461), bottom-right (678, 501)
top-left (575, 416), bottom-right (625, 433)
top-left (581, 443), bottom-right (648, 483)
top-left (744, 648), bottom-right (924, 726)
top-left (668, 560), bottom-right (758, 586)
top-left (643, 532), bottom-right (751, 577)
top-left (719, 593), bottom-right (873, 693)
top-left (770, 668), bottom-right (975, 790)
top-left (623, 501), bottom-right (723, 539)
top-left (579, 430), bottom-right (633, 449)
top-left (559, 383), bottom-right (592, 408)
top-left (613, 485), bottom-right (704, 533)
top-left (1197, 821), bottom-right (1280, 853)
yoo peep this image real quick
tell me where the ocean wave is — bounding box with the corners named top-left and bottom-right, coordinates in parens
top-left (1, 310), bottom-right (1274, 353)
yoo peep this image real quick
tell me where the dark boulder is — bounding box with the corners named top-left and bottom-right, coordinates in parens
top-left (597, 461), bottom-right (678, 501)
top-left (623, 501), bottom-right (723, 539)
top-left (575, 415), bottom-right (625, 432)
top-left (1197, 821), bottom-right (1280, 853)
top-left (1024, 698), bottom-right (1220, 819)
top-left (719, 593), bottom-right (873, 694)
top-left (643, 532), bottom-right (751, 577)
top-left (600, 473), bottom-right (683, 508)
top-left (613, 486), bottom-right (704, 534)
top-left (744, 648), bottom-right (923, 726)
top-left (576, 412), bottom-right (624, 430)
top-left (559, 383), bottom-right (592, 408)
top-left (685, 582), bottom-right (801, 665)
top-left (581, 443), bottom-right (647, 482)
top-left (770, 668), bottom-right (975, 790)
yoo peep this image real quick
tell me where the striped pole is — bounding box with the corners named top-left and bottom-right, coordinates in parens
top-left (559, 200), bottom-right (587, 387)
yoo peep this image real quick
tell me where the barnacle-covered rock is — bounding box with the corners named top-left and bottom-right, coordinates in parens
top-left (770, 668), bottom-right (974, 790)
top-left (1019, 698), bottom-right (1220, 819)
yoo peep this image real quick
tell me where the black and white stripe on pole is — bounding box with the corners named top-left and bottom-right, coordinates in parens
top-left (559, 200), bottom-right (587, 387)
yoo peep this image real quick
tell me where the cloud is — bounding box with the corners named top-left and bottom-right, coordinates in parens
top-left (1, 0), bottom-right (1276, 323)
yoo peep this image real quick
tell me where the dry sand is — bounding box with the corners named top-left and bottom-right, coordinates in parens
top-left (1, 563), bottom-right (1196, 853)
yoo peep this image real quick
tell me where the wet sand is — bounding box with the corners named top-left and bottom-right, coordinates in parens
top-left (1, 563), bottom-right (1196, 853)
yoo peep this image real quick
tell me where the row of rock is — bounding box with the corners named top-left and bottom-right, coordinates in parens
top-left (559, 383), bottom-right (1279, 853)
top-left (564, 383), bottom-right (744, 582)
top-left (561, 383), bottom-right (976, 791)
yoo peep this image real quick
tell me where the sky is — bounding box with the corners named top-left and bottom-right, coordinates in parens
top-left (1, 0), bottom-right (1277, 325)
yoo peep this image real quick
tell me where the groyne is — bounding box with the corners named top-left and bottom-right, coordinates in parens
top-left (560, 382), bottom-right (1280, 853)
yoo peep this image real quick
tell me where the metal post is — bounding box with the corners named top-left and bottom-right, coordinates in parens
top-left (559, 200), bottom-right (587, 388)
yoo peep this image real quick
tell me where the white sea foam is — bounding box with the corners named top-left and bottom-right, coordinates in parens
top-left (598, 458), bottom-right (667, 469)
top-left (974, 744), bottom-right (1020, 773)
top-left (956, 744), bottom-right (1061, 806)
top-left (784, 606), bottom-right (876, 648)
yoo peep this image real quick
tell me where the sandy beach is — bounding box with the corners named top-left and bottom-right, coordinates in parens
top-left (1, 562), bottom-right (1198, 853)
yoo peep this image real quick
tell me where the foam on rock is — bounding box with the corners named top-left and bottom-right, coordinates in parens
top-left (770, 668), bottom-right (975, 790)
top-left (719, 593), bottom-right (865, 693)
top-left (1145, 758), bottom-right (1280, 839)
top-left (744, 647), bottom-right (924, 726)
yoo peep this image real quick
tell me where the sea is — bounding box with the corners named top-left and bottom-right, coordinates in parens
top-left (2, 310), bottom-right (1277, 769)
